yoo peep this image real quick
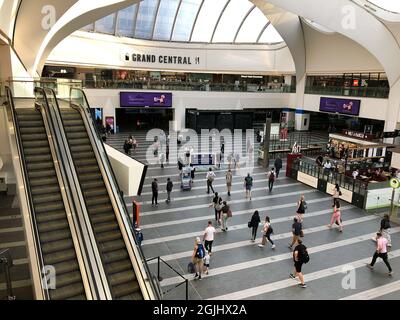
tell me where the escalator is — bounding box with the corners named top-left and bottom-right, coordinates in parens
top-left (60, 108), bottom-right (143, 300)
top-left (15, 108), bottom-right (87, 300)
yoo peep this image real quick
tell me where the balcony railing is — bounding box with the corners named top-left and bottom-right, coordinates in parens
top-left (305, 86), bottom-right (389, 98)
top-left (83, 79), bottom-right (296, 93)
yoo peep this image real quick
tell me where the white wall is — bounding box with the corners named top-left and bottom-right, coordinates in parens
top-left (303, 94), bottom-right (388, 121)
top-left (84, 88), bottom-right (292, 130)
top-left (47, 31), bottom-right (296, 74)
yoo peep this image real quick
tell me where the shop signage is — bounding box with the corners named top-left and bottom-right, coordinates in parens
top-left (342, 129), bottom-right (374, 140)
top-left (390, 178), bottom-right (400, 189)
top-left (125, 53), bottom-right (200, 66)
top-left (319, 97), bottom-right (361, 116)
top-left (120, 92), bottom-right (172, 108)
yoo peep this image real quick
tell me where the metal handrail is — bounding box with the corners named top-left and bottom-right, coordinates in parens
top-left (39, 87), bottom-right (112, 299)
top-left (4, 87), bottom-right (49, 300)
top-left (69, 87), bottom-right (161, 300)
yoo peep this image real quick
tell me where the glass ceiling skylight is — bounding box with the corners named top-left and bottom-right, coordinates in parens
top-left (81, 0), bottom-right (285, 45)
top-left (367, 0), bottom-right (400, 13)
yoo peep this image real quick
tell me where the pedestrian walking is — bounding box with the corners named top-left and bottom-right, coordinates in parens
top-left (203, 221), bottom-right (216, 253)
top-left (244, 173), bottom-right (253, 200)
top-left (210, 193), bottom-right (223, 225)
top-left (166, 143), bottom-right (169, 162)
top-left (166, 178), bottom-right (173, 203)
top-left (192, 237), bottom-right (205, 280)
top-left (249, 210), bottom-right (261, 242)
top-left (220, 141), bottom-right (225, 157)
top-left (206, 168), bottom-right (216, 194)
top-left (332, 184), bottom-right (341, 206)
top-left (372, 214), bottom-right (392, 247)
top-left (274, 156), bottom-right (283, 178)
top-left (226, 169), bottom-right (233, 196)
top-left (258, 216), bottom-right (275, 249)
top-left (289, 239), bottom-right (309, 288)
top-left (220, 201), bottom-right (230, 231)
top-left (190, 163), bottom-right (195, 183)
top-left (296, 195), bottom-right (307, 222)
top-left (151, 178), bottom-right (158, 207)
top-left (367, 232), bottom-right (393, 276)
top-left (267, 168), bottom-right (276, 192)
top-left (178, 159), bottom-right (183, 176)
top-left (289, 217), bottom-right (302, 249)
top-left (328, 199), bottom-right (343, 232)
top-left (159, 152), bottom-right (165, 168)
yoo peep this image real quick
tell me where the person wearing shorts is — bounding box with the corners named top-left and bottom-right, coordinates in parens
top-left (244, 173), bottom-right (253, 200)
top-left (290, 239), bottom-right (307, 288)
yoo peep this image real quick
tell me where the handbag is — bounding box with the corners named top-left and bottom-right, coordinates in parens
top-left (248, 221), bottom-right (252, 228)
top-left (299, 230), bottom-right (304, 237)
top-left (227, 210), bottom-right (232, 218)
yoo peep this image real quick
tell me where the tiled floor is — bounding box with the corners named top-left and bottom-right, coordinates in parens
top-left (106, 132), bottom-right (400, 300)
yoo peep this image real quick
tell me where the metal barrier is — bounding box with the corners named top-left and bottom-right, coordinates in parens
top-left (0, 249), bottom-right (15, 300)
top-left (146, 256), bottom-right (189, 300)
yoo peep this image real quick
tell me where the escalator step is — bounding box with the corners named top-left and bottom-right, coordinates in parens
top-left (70, 151), bottom-right (95, 160)
top-left (17, 120), bottom-right (43, 127)
top-left (35, 202), bottom-right (65, 213)
top-left (83, 188), bottom-right (108, 199)
top-left (31, 185), bottom-right (60, 196)
top-left (76, 165), bottom-right (100, 175)
top-left (33, 192), bottom-right (62, 205)
top-left (21, 133), bottom-right (47, 141)
top-left (105, 260), bottom-right (132, 275)
top-left (81, 180), bottom-right (104, 190)
top-left (41, 238), bottom-right (73, 254)
top-left (96, 231), bottom-right (122, 243)
top-left (112, 281), bottom-right (141, 299)
top-left (29, 177), bottom-right (58, 187)
top-left (64, 132), bottom-right (87, 139)
top-left (92, 221), bottom-right (119, 234)
top-left (118, 292), bottom-right (143, 300)
top-left (87, 204), bottom-right (113, 215)
top-left (98, 239), bottom-right (126, 253)
top-left (27, 161), bottom-right (54, 171)
top-left (90, 212), bottom-right (116, 224)
top-left (49, 282), bottom-right (85, 300)
top-left (68, 138), bottom-right (90, 146)
top-left (53, 260), bottom-right (80, 276)
top-left (85, 195), bottom-right (111, 207)
top-left (73, 158), bottom-right (98, 167)
top-left (25, 154), bottom-right (53, 163)
top-left (27, 169), bottom-right (56, 179)
top-left (61, 113), bottom-right (81, 120)
top-left (102, 249), bottom-right (129, 264)
top-left (40, 228), bottom-right (71, 243)
top-left (38, 219), bottom-right (69, 233)
top-left (36, 210), bottom-right (67, 223)
top-left (63, 119), bottom-right (84, 127)
top-left (23, 147), bottom-right (51, 156)
top-left (63, 125), bottom-right (85, 133)
top-left (54, 271), bottom-right (84, 288)
top-left (22, 140), bottom-right (49, 148)
top-left (70, 145), bottom-right (93, 153)
top-left (109, 270), bottom-right (136, 287)
top-left (19, 127), bottom-right (45, 134)
top-left (16, 113), bottom-right (42, 121)
top-left (43, 249), bottom-right (78, 265)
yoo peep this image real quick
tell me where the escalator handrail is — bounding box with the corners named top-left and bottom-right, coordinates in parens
top-left (37, 87), bottom-right (112, 300)
top-left (4, 86), bottom-right (50, 300)
top-left (69, 87), bottom-right (161, 300)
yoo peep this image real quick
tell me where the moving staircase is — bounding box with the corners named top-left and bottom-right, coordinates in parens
top-left (15, 108), bottom-right (86, 300)
top-left (60, 108), bottom-right (142, 300)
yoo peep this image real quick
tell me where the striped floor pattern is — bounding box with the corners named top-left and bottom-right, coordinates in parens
top-left (116, 133), bottom-right (399, 300)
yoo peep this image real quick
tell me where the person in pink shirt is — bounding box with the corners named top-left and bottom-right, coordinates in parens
top-left (367, 232), bottom-right (393, 276)
top-left (327, 199), bottom-right (343, 232)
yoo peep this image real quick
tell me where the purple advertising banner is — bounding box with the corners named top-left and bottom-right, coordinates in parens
top-left (319, 97), bottom-right (360, 116)
top-left (120, 92), bottom-right (172, 107)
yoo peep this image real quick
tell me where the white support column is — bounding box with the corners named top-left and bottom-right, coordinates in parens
top-left (384, 81), bottom-right (400, 144)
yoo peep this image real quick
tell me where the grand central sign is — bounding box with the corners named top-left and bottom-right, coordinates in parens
top-left (125, 52), bottom-right (201, 66)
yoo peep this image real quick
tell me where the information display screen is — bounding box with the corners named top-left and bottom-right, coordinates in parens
top-left (319, 97), bottom-right (360, 116)
top-left (120, 92), bottom-right (172, 107)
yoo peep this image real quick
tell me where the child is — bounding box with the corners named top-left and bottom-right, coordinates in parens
top-left (203, 252), bottom-right (211, 275)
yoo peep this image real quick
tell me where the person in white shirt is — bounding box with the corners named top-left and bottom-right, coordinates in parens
top-left (206, 168), bottom-right (216, 194)
top-left (367, 232), bottom-right (393, 276)
top-left (352, 169), bottom-right (359, 179)
top-left (203, 221), bottom-right (216, 253)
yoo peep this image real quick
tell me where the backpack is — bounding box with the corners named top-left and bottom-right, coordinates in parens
top-left (300, 248), bottom-right (310, 264)
top-left (187, 262), bottom-right (195, 274)
top-left (266, 225), bottom-right (273, 234)
top-left (195, 244), bottom-right (205, 259)
top-left (269, 171), bottom-right (275, 181)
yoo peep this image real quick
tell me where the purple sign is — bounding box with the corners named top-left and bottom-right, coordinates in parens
top-left (120, 92), bottom-right (172, 107)
top-left (319, 97), bottom-right (360, 116)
